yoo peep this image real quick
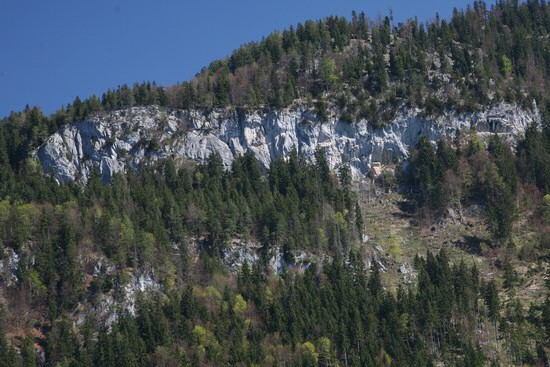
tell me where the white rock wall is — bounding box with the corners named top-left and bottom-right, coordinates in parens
top-left (34, 103), bottom-right (539, 184)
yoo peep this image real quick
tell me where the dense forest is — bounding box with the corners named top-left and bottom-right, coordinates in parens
top-left (1, 0), bottom-right (550, 366)
top-left (0, 125), bottom-right (549, 365)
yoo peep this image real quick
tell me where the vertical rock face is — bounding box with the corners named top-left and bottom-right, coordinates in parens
top-left (34, 103), bottom-right (538, 184)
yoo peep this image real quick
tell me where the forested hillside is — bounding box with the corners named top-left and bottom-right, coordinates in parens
top-left (0, 1), bottom-right (550, 366)
top-left (1, 144), bottom-right (548, 366)
top-left (7, 0), bottom-right (547, 128)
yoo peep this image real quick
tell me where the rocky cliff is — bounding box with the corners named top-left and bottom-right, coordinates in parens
top-left (34, 102), bottom-right (539, 184)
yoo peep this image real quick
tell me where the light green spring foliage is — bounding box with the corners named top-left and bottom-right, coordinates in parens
top-left (233, 294), bottom-right (247, 314)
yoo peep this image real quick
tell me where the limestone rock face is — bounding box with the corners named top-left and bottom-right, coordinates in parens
top-left (34, 103), bottom-right (539, 184)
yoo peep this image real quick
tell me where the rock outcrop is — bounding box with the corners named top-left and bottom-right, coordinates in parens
top-left (34, 102), bottom-right (539, 184)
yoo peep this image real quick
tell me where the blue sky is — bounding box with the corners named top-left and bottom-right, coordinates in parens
top-left (1, 0), bottom-right (489, 118)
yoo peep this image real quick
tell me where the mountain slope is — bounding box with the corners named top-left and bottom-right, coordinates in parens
top-left (31, 0), bottom-right (550, 128)
top-left (0, 1), bottom-right (550, 366)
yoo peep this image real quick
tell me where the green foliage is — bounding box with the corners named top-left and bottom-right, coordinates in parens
top-left (319, 57), bottom-right (339, 91)
top-left (476, 156), bottom-right (516, 241)
top-left (233, 294), bottom-right (247, 315)
top-left (467, 129), bottom-right (484, 156)
top-left (58, 249), bottom-right (485, 366)
top-left (517, 120), bottom-right (550, 192)
top-left (543, 194), bottom-right (550, 221)
top-left (402, 130), bottom-right (521, 242)
top-left (408, 135), bottom-right (443, 209)
top-left (484, 279), bottom-right (500, 321)
top-left (501, 55), bottom-right (512, 77)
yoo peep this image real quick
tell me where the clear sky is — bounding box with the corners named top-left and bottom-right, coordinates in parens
top-left (1, 0), bottom-right (490, 118)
